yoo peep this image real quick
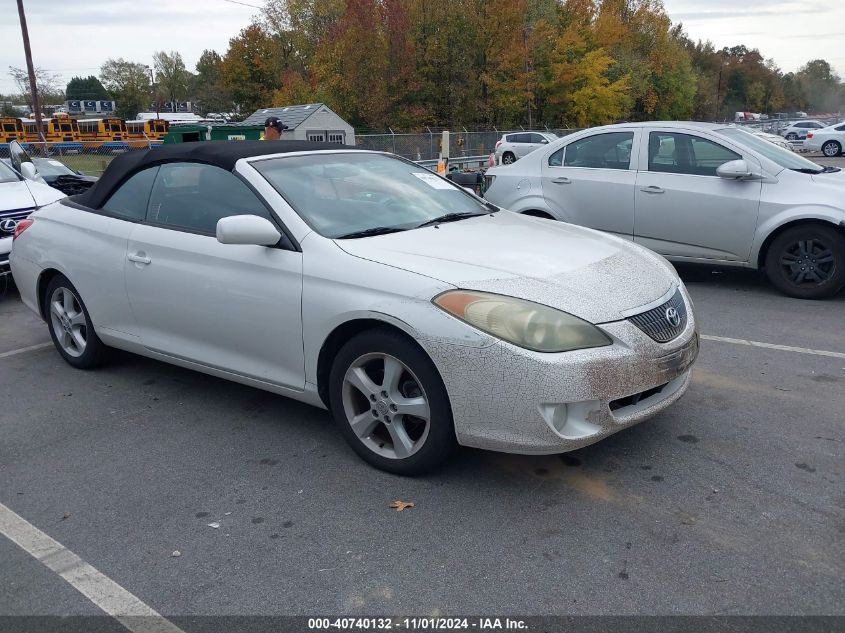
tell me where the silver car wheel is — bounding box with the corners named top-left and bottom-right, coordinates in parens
top-left (822, 141), bottom-right (841, 157)
top-left (49, 287), bottom-right (87, 358)
top-left (341, 353), bottom-right (431, 460)
top-left (502, 152), bottom-right (516, 164)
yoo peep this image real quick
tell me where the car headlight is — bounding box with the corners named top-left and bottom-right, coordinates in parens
top-left (433, 290), bottom-right (612, 353)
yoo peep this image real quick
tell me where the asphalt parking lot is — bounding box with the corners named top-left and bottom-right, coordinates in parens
top-left (1, 155), bottom-right (844, 626)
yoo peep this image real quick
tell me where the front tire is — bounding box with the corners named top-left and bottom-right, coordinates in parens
top-left (328, 328), bottom-right (457, 475)
top-left (822, 140), bottom-right (842, 157)
top-left (764, 225), bottom-right (845, 299)
top-left (44, 274), bottom-right (108, 368)
top-left (785, 132), bottom-right (799, 141)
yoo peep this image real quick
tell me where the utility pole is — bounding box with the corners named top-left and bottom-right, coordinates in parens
top-left (16, 0), bottom-right (45, 142)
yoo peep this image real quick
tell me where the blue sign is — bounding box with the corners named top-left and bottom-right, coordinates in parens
top-left (66, 100), bottom-right (82, 113)
top-left (99, 101), bottom-right (114, 112)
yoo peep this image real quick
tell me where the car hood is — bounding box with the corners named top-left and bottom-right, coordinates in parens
top-left (811, 169), bottom-right (845, 185)
top-left (335, 212), bottom-right (677, 323)
top-left (2, 180), bottom-right (38, 211)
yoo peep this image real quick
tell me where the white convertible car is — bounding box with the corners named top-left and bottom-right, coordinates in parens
top-left (11, 142), bottom-right (698, 474)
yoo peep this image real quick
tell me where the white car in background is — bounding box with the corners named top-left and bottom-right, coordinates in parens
top-left (780, 120), bottom-right (826, 141)
top-left (495, 131), bottom-right (558, 164)
top-left (0, 155), bottom-right (65, 277)
top-left (10, 141), bottom-right (698, 474)
top-left (751, 130), bottom-right (793, 151)
top-left (805, 122), bottom-right (845, 157)
top-left (484, 121), bottom-right (845, 299)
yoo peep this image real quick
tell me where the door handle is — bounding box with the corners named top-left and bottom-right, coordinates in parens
top-left (128, 252), bottom-right (151, 265)
top-left (640, 185), bottom-right (665, 194)
top-left (552, 177), bottom-right (571, 185)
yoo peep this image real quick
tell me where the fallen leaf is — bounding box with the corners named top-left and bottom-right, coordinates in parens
top-left (389, 500), bottom-right (415, 512)
top-left (207, 522), bottom-right (220, 529)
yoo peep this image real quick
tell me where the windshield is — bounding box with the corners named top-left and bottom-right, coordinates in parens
top-left (252, 153), bottom-right (490, 238)
top-left (0, 159), bottom-right (21, 184)
top-left (719, 127), bottom-right (823, 173)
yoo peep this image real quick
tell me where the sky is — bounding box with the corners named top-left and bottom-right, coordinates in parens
top-left (1, 0), bottom-right (843, 97)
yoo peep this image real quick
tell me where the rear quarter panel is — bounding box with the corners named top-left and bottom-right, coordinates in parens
top-left (15, 202), bottom-right (138, 335)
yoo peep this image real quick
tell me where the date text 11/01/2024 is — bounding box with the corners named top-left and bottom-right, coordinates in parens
top-left (307, 618), bottom-right (529, 630)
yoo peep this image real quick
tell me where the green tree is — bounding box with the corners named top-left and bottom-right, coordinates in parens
top-left (66, 76), bottom-right (109, 101)
top-left (194, 50), bottom-right (233, 114)
top-left (99, 58), bottom-right (152, 119)
top-left (152, 51), bottom-right (191, 105)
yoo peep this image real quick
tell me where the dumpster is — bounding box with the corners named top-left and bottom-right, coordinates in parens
top-left (163, 124), bottom-right (264, 144)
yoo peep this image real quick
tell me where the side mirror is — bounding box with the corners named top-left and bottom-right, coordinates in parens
top-left (20, 162), bottom-right (39, 181)
top-left (216, 215), bottom-right (281, 246)
top-left (716, 159), bottom-right (760, 180)
top-left (540, 139), bottom-right (549, 144)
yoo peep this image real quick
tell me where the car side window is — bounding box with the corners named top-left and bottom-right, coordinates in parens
top-left (559, 132), bottom-right (634, 170)
top-left (836, 124), bottom-right (845, 132)
top-left (529, 133), bottom-right (547, 144)
top-left (102, 167), bottom-right (158, 221)
top-left (647, 132), bottom-right (741, 177)
top-left (146, 162), bottom-right (273, 235)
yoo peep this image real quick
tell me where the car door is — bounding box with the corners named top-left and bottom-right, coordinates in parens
top-left (634, 129), bottom-right (762, 261)
top-left (540, 129), bottom-right (639, 239)
top-left (124, 161), bottom-right (305, 389)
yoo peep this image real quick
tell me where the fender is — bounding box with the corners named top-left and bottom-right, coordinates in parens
top-left (506, 195), bottom-right (566, 221)
top-left (751, 204), bottom-right (845, 266)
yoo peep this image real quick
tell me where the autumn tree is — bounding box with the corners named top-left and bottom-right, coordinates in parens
top-left (219, 24), bottom-right (283, 113)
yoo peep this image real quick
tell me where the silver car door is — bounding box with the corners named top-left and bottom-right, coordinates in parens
top-left (634, 129), bottom-right (762, 261)
top-left (124, 162), bottom-right (305, 389)
top-left (540, 129), bottom-right (639, 240)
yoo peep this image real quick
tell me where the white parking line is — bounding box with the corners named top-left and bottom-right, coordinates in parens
top-left (0, 502), bottom-right (186, 633)
top-left (0, 342), bottom-right (52, 359)
top-left (702, 334), bottom-right (845, 360)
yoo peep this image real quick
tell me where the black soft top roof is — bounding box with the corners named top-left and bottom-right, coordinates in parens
top-left (76, 140), bottom-right (356, 209)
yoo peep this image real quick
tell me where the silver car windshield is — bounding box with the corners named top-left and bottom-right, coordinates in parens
top-left (253, 152), bottom-right (490, 238)
top-left (719, 128), bottom-right (823, 173)
top-left (0, 159), bottom-right (21, 184)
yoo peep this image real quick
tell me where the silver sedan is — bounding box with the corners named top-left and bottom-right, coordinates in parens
top-left (484, 121), bottom-right (845, 299)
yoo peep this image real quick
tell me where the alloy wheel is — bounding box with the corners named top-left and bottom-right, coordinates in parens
top-left (822, 141), bottom-right (841, 157)
top-left (779, 238), bottom-right (836, 286)
top-left (49, 287), bottom-right (87, 357)
top-left (341, 353), bottom-right (431, 460)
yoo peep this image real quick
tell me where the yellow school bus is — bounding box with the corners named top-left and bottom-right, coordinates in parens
top-left (125, 118), bottom-right (169, 142)
top-left (77, 117), bottom-right (128, 146)
top-left (0, 117), bottom-right (25, 144)
top-left (20, 115), bottom-right (83, 149)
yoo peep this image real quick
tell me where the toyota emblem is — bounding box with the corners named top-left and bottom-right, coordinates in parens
top-left (665, 306), bottom-right (681, 328)
top-left (0, 218), bottom-right (18, 234)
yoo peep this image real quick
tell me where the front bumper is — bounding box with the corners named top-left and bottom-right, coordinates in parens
top-left (421, 288), bottom-right (699, 454)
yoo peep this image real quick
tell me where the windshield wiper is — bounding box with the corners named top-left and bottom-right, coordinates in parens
top-left (416, 212), bottom-right (487, 229)
top-left (335, 226), bottom-right (407, 239)
top-left (791, 167), bottom-right (823, 174)
top-left (820, 165), bottom-right (841, 173)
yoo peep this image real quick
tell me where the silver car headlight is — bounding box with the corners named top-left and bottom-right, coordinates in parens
top-left (433, 290), bottom-right (612, 353)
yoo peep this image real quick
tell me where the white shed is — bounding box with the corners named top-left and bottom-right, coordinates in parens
top-left (242, 103), bottom-right (355, 145)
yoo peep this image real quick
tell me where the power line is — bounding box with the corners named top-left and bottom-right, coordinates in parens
top-left (223, 0), bottom-right (263, 9)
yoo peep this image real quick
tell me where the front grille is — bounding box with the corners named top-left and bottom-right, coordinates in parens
top-left (628, 289), bottom-right (687, 343)
top-left (609, 382), bottom-right (669, 411)
top-left (0, 208), bottom-right (34, 238)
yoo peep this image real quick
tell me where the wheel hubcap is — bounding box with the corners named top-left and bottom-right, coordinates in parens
top-left (49, 287), bottom-right (87, 357)
top-left (779, 239), bottom-right (835, 286)
top-left (824, 143), bottom-right (838, 156)
top-left (341, 353), bottom-right (430, 460)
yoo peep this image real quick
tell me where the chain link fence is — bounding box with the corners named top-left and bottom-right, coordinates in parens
top-left (15, 141), bottom-right (161, 177)
top-left (354, 128), bottom-right (580, 161)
